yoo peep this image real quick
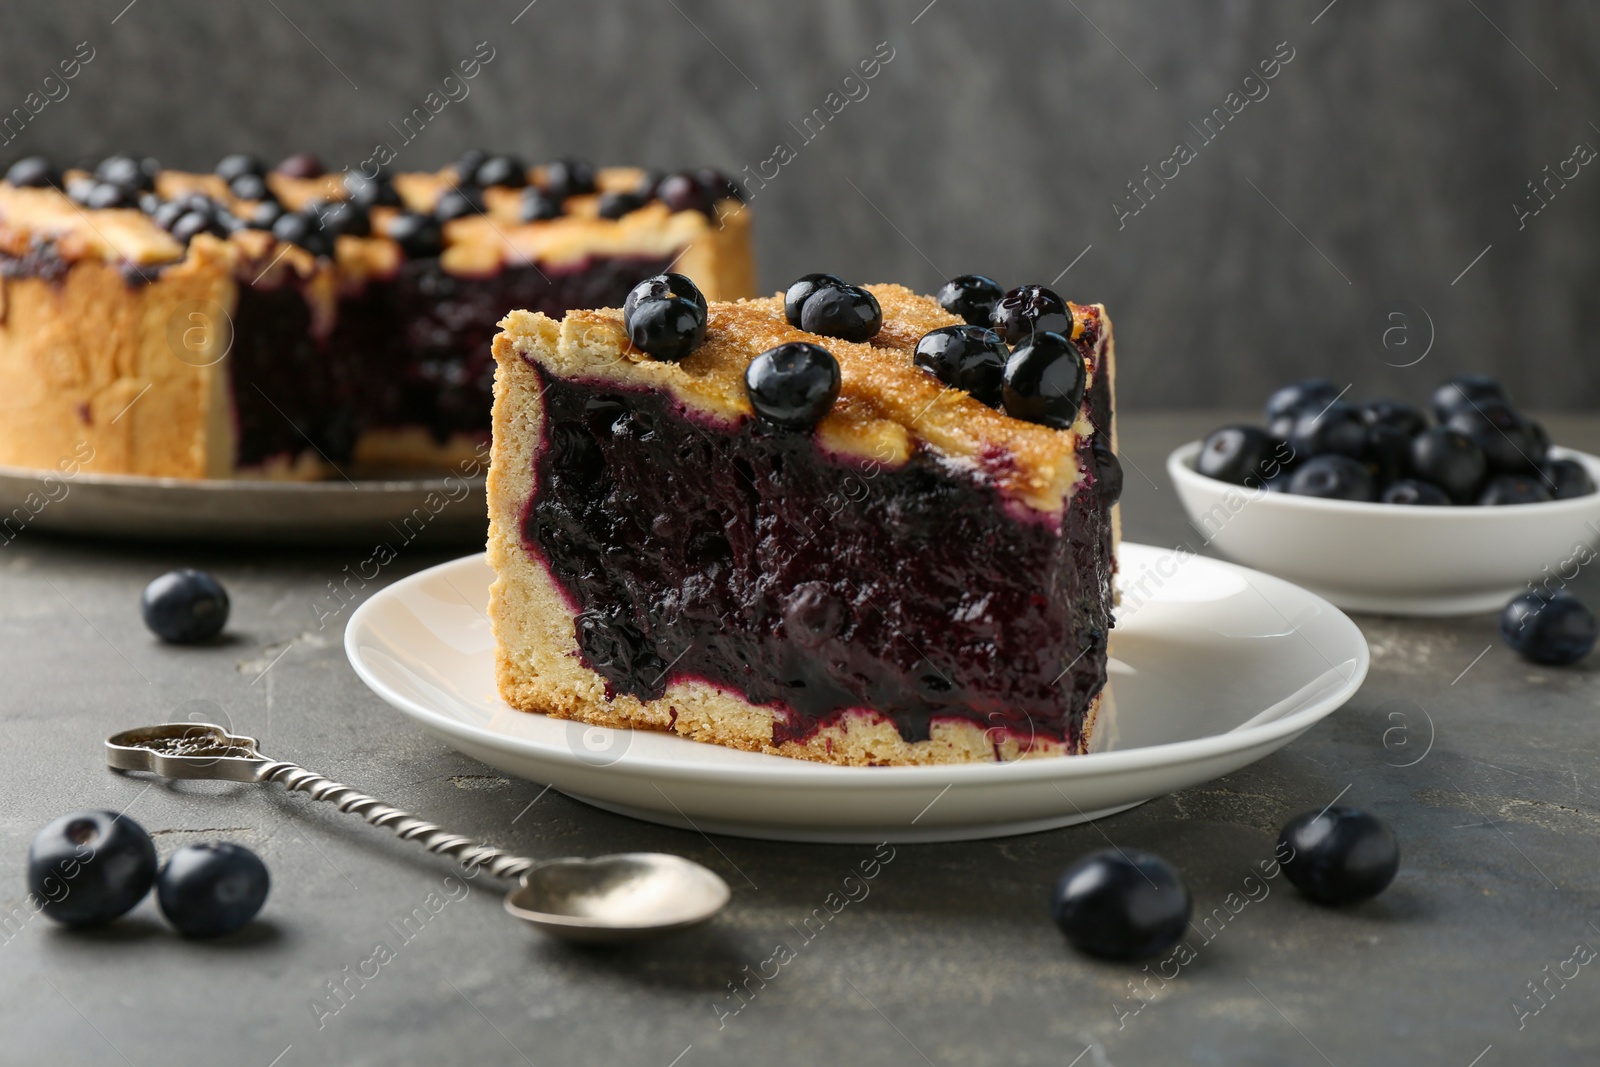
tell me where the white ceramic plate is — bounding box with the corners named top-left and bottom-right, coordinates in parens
top-left (1168, 442), bottom-right (1600, 616)
top-left (0, 464), bottom-right (486, 544)
top-left (344, 544), bottom-right (1368, 843)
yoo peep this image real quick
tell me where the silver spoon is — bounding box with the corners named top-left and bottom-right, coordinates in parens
top-left (105, 722), bottom-right (730, 943)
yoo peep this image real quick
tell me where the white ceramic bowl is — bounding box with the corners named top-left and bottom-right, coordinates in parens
top-left (1168, 442), bottom-right (1600, 616)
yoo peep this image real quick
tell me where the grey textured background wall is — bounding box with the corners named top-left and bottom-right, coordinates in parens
top-left (4, 1), bottom-right (1596, 410)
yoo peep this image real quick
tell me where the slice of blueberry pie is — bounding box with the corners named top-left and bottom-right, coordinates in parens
top-left (0, 152), bottom-right (752, 478)
top-left (487, 272), bottom-right (1119, 765)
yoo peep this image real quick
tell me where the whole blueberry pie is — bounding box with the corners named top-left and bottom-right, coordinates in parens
top-left (487, 274), bottom-right (1119, 765)
top-left (0, 154), bottom-right (752, 477)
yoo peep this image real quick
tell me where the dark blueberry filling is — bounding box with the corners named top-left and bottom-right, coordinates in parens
top-left (522, 361), bottom-right (1114, 750)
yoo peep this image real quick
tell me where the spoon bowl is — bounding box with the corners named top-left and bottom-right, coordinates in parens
top-left (504, 852), bottom-right (731, 943)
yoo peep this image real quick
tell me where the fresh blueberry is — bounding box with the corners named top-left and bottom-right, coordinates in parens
top-left (542, 158), bottom-right (597, 199)
top-left (913, 325), bottom-right (1008, 408)
top-left (800, 283), bottom-right (882, 342)
top-left (696, 167), bottom-right (743, 203)
top-left (65, 176), bottom-right (98, 205)
top-left (1279, 806), bottom-right (1400, 905)
top-left (623, 272), bottom-right (707, 322)
top-left (1196, 426), bottom-right (1277, 486)
top-left (94, 154), bottom-right (156, 193)
top-left (1287, 454), bottom-right (1375, 501)
top-left (1446, 402), bottom-right (1538, 474)
top-left (473, 154), bottom-right (527, 188)
top-left (6, 156), bottom-right (60, 188)
top-left (1364, 423), bottom-right (1412, 486)
top-left (1409, 427), bottom-right (1487, 503)
top-left (156, 842), bottom-right (270, 937)
top-left (1525, 419), bottom-right (1552, 467)
top-left (745, 342), bottom-right (841, 430)
top-left (27, 810), bottom-right (158, 927)
top-left (1500, 591), bottom-right (1597, 666)
top-left (519, 187), bottom-right (563, 222)
top-left (246, 200), bottom-right (286, 230)
top-left (990, 284), bottom-right (1071, 344)
top-left (1002, 332), bottom-right (1086, 429)
top-left (1477, 474), bottom-right (1553, 506)
top-left (434, 185), bottom-right (485, 222)
top-left (214, 209), bottom-right (248, 235)
top-left (313, 199), bottom-right (371, 238)
top-left (214, 153), bottom-right (265, 183)
top-left (1542, 457), bottom-right (1596, 500)
top-left (936, 274), bottom-right (1005, 328)
top-left (597, 190), bottom-right (647, 219)
top-left (783, 273), bottom-right (846, 327)
top-left (226, 172), bottom-right (273, 202)
top-left (454, 148), bottom-right (488, 181)
top-left (154, 194), bottom-right (210, 231)
top-left (386, 211), bottom-right (444, 257)
top-left (275, 152), bottom-right (325, 179)
top-left (1288, 400), bottom-right (1367, 459)
top-left (1091, 439), bottom-right (1123, 505)
top-left (1359, 398), bottom-right (1428, 437)
top-left (170, 210), bottom-right (223, 244)
top-left (1430, 374), bottom-right (1508, 421)
top-left (1381, 479), bottom-right (1451, 506)
top-left (343, 170), bottom-right (401, 208)
top-left (141, 568), bottom-right (230, 643)
top-left (655, 171), bottom-right (714, 215)
top-left (271, 211), bottom-right (335, 257)
top-left (1264, 378), bottom-right (1340, 423)
top-left (1050, 849), bottom-right (1191, 961)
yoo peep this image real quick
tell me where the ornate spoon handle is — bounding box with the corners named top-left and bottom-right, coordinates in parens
top-left (106, 723), bottom-right (534, 881)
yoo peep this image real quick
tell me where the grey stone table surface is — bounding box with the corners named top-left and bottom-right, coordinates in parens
top-left (2, 412), bottom-right (1597, 1067)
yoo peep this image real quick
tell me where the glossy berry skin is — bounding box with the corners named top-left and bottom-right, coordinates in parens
top-left (247, 200), bottom-right (286, 230)
top-left (1381, 479), bottom-right (1451, 506)
top-left (214, 154), bottom-right (264, 182)
top-left (1500, 592), bottom-right (1597, 666)
top-left (454, 149), bottom-right (488, 180)
top-left (697, 167), bottom-right (742, 202)
top-left (913, 325), bottom-right (1007, 408)
top-left (783, 273), bottom-right (846, 327)
top-left (315, 199), bottom-right (371, 238)
top-left (745, 342), bottom-right (841, 430)
top-left (1542, 457), bottom-right (1597, 500)
top-left (1050, 849), bottom-right (1191, 961)
top-left (1279, 806), bottom-right (1400, 906)
top-left (1287, 454), bottom-right (1375, 501)
top-left (1478, 474), bottom-right (1553, 506)
top-left (386, 212), bottom-right (444, 258)
top-left (141, 568), bottom-right (230, 643)
top-left (1002, 332), bottom-right (1086, 429)
top-left (1359, 398), bottom-right (1427, 437)
top-left (625, 296), bottom-right (707, 362)
top-left (28, 811), bottom-right (158, 927)
top-left (270, 211), bottom-right (334, 257)
top-left (596, 190), bottom-right (647, 219)
top-left (170, 211), bottom-right (223, 244)
top-left (519, 188), bottom-right (563, 222)
top-left (154, 193), bottom-right (215, 232)
top-left (543, 158), bottom-right (597, 199)
top-left (473, 154), bottom-right (527, 188)
top-left (1091, 440), bottom-right (1123, 505)
top-left (1409, 427), bottom-right (1487, 503)
top-left (1430, 374), bottom-right (1508, 421)
top-left (656, 172), bottom-right (714, 215)
top-left (936, 274), bottom-right (1005, 327)
top-left (1446, 402), bottom-right (1537, 474)
top-left (343, 171), bottom-right (401, 208)
top-left (800, 283), bottom-right (882, 342)
top-left (6, 156), bottom-right (60, 188)
top-left (85, 182), bottom-right (139, 210)
top-left (1364, 423), bottom-right (1412, 486)
top-left (623, 272), bottom-right (707, 322)
top-left (433, 185), bottom-right (485, 222)
top-left (226, 172), bottom-right (273, 202)
top-left (275, 152), bottom-right (325, 179)
top-left (1288, 400), bottom-right (1367, 460)
top-left (1264, 378), bottom-right (1340, 423)
top-left (157, 843), bottom-right (270, 937)
top-left (990, 284), bottom-right (1071, 344)
top-left (1197, 426), bottom-right (1276, 486)
top-left (94, 154), bottom-right (156, 193)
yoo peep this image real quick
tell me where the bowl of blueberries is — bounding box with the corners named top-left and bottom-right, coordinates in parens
top-left (1168, 375), bottom-right (1600, 616)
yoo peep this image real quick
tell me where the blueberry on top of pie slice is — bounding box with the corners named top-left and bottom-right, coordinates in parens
top-left (487, 275), bottom-right (1119, 766)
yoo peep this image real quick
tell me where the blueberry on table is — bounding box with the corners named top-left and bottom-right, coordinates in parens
top-left (1196, 425), bottom-right (1276, 486)
top-left (1278, 806), bottom-right (1400, 905)
top-left (783, 273), bottom-right (846, 327)
top-left (1408, 427), bottom-right (1487, 503)
top-left (1380, 479), bottom-right (1451, 506)
top-left (1542, 457), bottom-right (1596, 499)
top-left (913, 325), bottom-right (1008, 408)
top-left (1500, 592), bottom-right (1598, 666)
top-left (800, 283), bottom-right (882, 342)
top-left (746, 342), bottom-right (841, 430)
top-left (624, 272), bottom-right (707, 321)
top-left (157, 843), bottom-right (270, 937)
top-left (28, 810), bottom-right (158, 927)
top-left (990, 284), bottom-right (1071, 344)
top-left (1359, 398), bottom-right (1427, 437)
top-left (1287, 400), bottom-right (1368, 459)
top-left (1287, 454), bottom-right (1375, 501)
top-left (1002, 332), bottom-right (1086, 429)
top-left (936, 274), bottom-right (1005, 327)
top-left (1051, 849), bottom-right (1191, 960)
top-left (1264, 378), bottom-right (1340, 423)
top-left (6, 156), bottom-right (61, 188)
top-left (1446, 402), bottom-right (1538, 474)
top-left (386, 211), bottom-right (444, 258)
top-left (141, 568), bottom-right (230, 643)
top-left (1430, 373), bottom-right (1508, 421)
top-left (1477, 474), bottom-right (1553, 506)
